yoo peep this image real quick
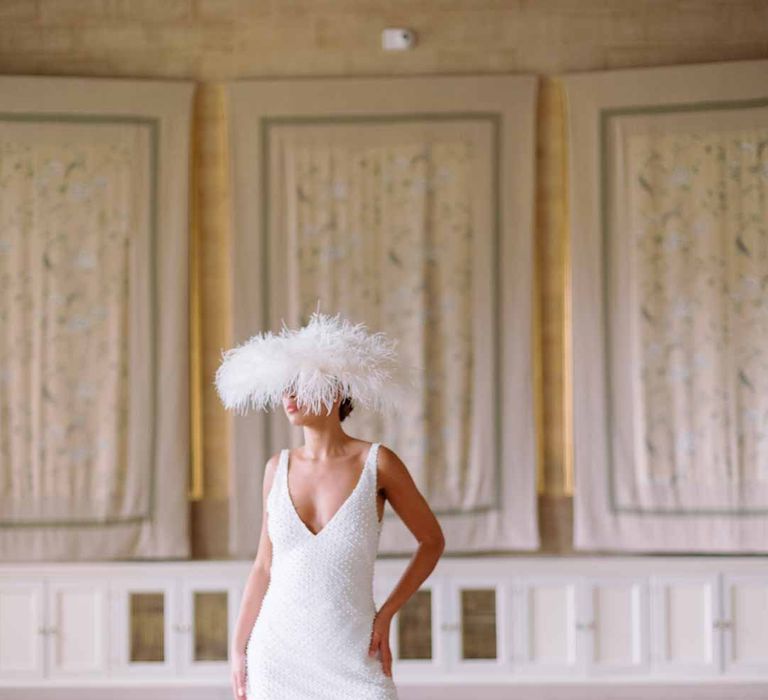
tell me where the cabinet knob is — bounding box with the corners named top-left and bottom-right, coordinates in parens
top-left (576, 621), bottom-right (595, 631)
top-left (440, 622), bottom-right (460, 631)
top-left (713, 619), bottom-right (732, 630)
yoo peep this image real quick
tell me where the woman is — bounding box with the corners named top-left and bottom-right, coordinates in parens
top-left (215, 311), bottom-right (445, 699)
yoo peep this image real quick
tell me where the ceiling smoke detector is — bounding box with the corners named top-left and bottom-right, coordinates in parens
top-left (381, 28), bottom-right (417, 51)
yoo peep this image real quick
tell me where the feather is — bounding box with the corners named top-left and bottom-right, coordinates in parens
top-left (214, 311), bottom-right (417, 417)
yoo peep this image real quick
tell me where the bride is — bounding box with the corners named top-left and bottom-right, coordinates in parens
top-left (215, 311), bottom-right (445, 699)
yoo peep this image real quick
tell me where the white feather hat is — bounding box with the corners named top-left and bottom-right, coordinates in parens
top-left (214, 311), bottom-right (416, 417)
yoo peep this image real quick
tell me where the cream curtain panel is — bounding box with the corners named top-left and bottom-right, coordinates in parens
top-left (227, 75), bottom-right (539, 556)
top-left (0, 76), bottom-right (193, 560)
top-left (564, 58), bottom-right (768, 552)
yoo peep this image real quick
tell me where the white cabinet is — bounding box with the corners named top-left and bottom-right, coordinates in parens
top-left (0, 563), bottom-right (242, 686)
top-left (651, 574), bottom-right (721, 675)
top-left (446, 575), bottom-right (509, 672)
top-left (110, 576), bottom-right (179, 678)
top-left (179, 577), bottom-right (240, 677)
top-left (385, 572), bottom-right (651, 680)
top-left (376, 573), bottom-right (448, 679)
top-left (512, 575), bottom-right (648, 677)
top-left (0, 580), bottom-right (45, 681)
top-left (722, 574), bottom-right (768, 675)
top-left (2, 559), bottom-right (768, 689)
top-left (514, 575), bottom-right (580, 676)
top-left (46, 578), bottom-right (109, 680)
top-left (0, 577), bottom-right (109, 682)
top-left (111, 573), bottom-right (237, 679)
top-left (580, 576), bottom-right (649, 676)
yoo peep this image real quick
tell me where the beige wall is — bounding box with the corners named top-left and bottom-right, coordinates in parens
top-left (1, 0), bottom-right (766, 558)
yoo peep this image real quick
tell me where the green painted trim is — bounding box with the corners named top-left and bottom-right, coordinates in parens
top-left (600, 96), bottom-right (768, 516)
top-left (260, 112), bottom-right (503, 517)
top-left (0, 112), bottom-right (159, 528)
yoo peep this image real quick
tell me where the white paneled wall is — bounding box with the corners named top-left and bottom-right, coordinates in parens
top-left (2, 557), bottom-right (768, 692)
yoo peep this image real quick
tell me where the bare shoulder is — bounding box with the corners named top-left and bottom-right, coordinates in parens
top-left (376, 443), bottom-right (414, 487)
top-left (377, 443), bottom-right (404, 467)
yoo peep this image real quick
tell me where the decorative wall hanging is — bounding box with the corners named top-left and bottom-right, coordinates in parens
top-left (564, 58), bottom-right (768, 551)
top-left (0, 76), bottom-right (193, 560)
top-left (225, 74), bottom-right (540, 556)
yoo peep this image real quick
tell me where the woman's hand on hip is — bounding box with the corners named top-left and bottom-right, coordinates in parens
top-left (230, 649), bottom-right (247, 698)
top-left (368, 610), bottom-right (394, 677)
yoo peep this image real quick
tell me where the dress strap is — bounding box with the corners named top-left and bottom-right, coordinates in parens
top-left (367, 442), bottom-right (380, 476)
top-left (266, 449), bottom-right (288, 515)
top-left (275, 449), bottom-right (289, 495)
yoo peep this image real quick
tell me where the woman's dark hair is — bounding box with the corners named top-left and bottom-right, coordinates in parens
top-left (339, 396), bottom-right (354, 422)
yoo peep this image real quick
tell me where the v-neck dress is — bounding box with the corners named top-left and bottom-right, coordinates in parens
top-left (245, 441), bottom-right (399, 699)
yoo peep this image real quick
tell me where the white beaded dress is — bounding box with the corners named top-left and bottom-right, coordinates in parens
top-left (245, 441), bottom-right (399, 699)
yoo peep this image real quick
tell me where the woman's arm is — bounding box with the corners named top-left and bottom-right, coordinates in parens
top-left (367, 444), bottom-right (446, 676)
top-left (229, 452), bottom-right (279, 698)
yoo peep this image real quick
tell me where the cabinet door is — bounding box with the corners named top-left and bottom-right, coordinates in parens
top-left (444, 576), bottom-right (509, 673)
top-left (581, 576), bottom-right (649, 676)
top-left (650, 574), bottom-right (721, 675)
top-left (179, 578), bottom-right (238, 676)
top-left (0, 580), bottom-right (45, 681)
top-left (722, 574), bottom-right (768, 675)
top-left (513, 576), bottom-right (580, 677)
top-left (376, 574), bottom-right (447, 681)
top-left (109, 577), bottom-right (178, 678)
top-left (46, 578), bottom-right (109, 679)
